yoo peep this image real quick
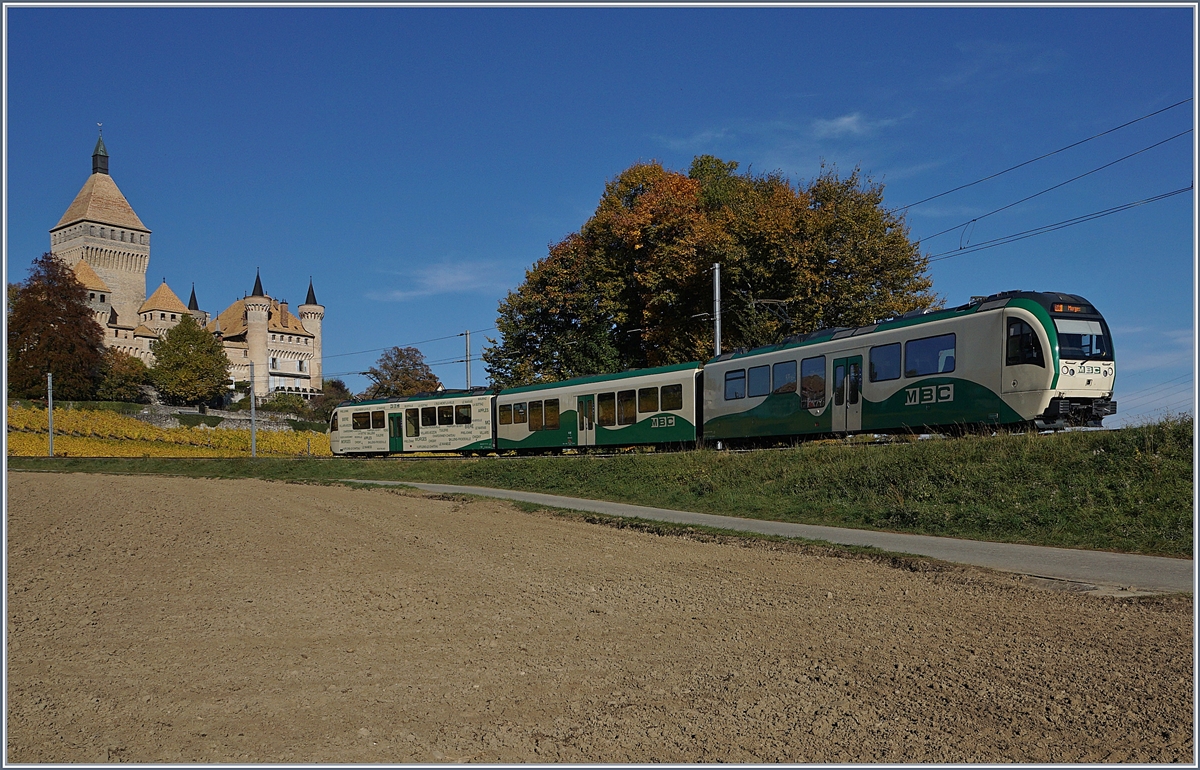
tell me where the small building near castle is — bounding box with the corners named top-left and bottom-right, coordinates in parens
top-left (49, 134), bottom-right (325, 401)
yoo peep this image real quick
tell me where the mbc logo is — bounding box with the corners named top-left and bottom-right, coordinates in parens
top-left (906, 384), bottom-right (954, 406)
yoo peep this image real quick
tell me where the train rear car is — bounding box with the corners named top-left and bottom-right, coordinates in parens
top-left (329, 389), bottom-right (495, 456)
top-left (495, 363), bottom-right (702, 451)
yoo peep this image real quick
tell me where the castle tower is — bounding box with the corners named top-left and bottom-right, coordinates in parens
top-left (187, 284), bottom-right (209, 326)
top-left (297, 278), bottom-right (325, 390)
top-left (245, 270), bottom-right (271, 399)
top-left (49, 132), bottom-right (151, 330)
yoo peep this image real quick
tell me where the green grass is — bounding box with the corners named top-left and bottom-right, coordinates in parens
top-left (9, 418), bottom-right (1192, 557)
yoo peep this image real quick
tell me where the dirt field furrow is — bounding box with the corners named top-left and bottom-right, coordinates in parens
top-left (6, 472), bottom-right (1193, 763)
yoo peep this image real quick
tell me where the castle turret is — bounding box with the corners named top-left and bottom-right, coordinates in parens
top-left (245, 270), bottom-right (271, 400)
top-left (298, 277), bottom-right (325, 390)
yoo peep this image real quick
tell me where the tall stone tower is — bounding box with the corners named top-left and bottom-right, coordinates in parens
top-left (49, 132), bottom-right (151, 330)
top-left (245, 270), bottom-right (271, 399)
top-left (297, 278), bottom-right (325, 390)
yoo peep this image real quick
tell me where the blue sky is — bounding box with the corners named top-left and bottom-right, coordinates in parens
top-left (5, 6), bottom-right (1195, 424)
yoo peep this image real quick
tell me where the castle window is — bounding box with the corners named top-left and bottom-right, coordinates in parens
top-left (89, 293), bottom-right (95, 301)
top-left (271, 357), bottom-right (278, 369)
top-left (90, 226), bottom-right (96, 236)
top-left (170, 314), bottom-right (176, 321)
top-left (160, 313), bottom-right (166, 320)
top-left (100, 295), bottom-right (105, 303)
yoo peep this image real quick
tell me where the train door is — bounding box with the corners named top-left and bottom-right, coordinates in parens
top-left (388, 413), bottom-right (404, 453)
top-left (1002, 310), bottom-right (1049, 393)
top-left (831, 355), bottom-right (863, 434)
top-left (577, 394), bottom-right (595, 447)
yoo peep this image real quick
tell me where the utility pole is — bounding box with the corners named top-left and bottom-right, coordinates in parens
top-left (249, 361), bottom-right (257, 458)
top-left (465, 329), bottom-right (471, 390)
top-left (713, 263), bottom-right (722, 357)
top-left (46, 372), bottom-right (54, 457)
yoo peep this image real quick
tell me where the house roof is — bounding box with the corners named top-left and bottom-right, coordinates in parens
top-left (72, 260), bottom-right (111, 292)
top-left (206, 297), bottom-right (314, 340)
top-left (53, 172), bottom-right (149, 232)
top-left (133, 324), bottom-right (158, 338)
top-left (138, 282), bottom-right (189, 315)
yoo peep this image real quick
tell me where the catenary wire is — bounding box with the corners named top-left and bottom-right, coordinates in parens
top-left (889, 98), bottom-right (1192, 214)
top-left (916, 129), bottom-right (1193, 244)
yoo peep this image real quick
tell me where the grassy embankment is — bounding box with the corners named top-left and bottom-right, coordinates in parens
top-left (9, 415), bottom-right (1192, 557)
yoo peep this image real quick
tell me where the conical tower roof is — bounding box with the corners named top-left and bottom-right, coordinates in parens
top-left (54, 173), bottom-right (148, 231)
top-left (72, 260), bottom-right (111, 292)
top-left (188, 284), bottom-right (200, 311)
top-left (251, 269), bottom-right (265, 297)
top-left (138, 281), bottom-right (189, 314)
top-left (304, 278), bottom-right (318, 306)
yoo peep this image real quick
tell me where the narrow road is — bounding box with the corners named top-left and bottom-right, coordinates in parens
top-left (346, 480), bottom-right (1194, 595)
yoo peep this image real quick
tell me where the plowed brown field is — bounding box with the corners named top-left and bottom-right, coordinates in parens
top-left (6, 472), bottom-right (1193, 763)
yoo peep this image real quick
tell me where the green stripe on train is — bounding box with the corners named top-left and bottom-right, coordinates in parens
top-left (704, 393), bottom-right (832, 439)
top-left (498, 409), bottom-right (696, 449)
top-left (861, 377), bottom-right (1025, 430)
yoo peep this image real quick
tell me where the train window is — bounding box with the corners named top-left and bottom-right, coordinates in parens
top-left (870, 343), bottom-right (901, 382)
top-left (833, 364), bottom-right (846, 406)
top-left (724, 369), bottom-right (746, 400)
top-left (330, 414), bottom-right (338, 431)
top-left (513, 403), bottom-right (527, 424)
top-left (406, 408), bottom-right (419, 437)
top-left (372, 411), bottom-right (385, 429)
top-left (597, 393), bottom-right (616, 426)
top-left (544, 399), bottom-right (560, 430)
top-left (800, 356), bottom-right (826, 409)
top-left (1054, 318), bottom-right (1111, 360)
top-left (421, 407), bottom-right (437, 427)
top-left (499, 404), bottom-right (513, 425)
top-left (617, 390), bottom-right (637, 425)
top-left (772, 361), bottom-right (797, 394)
top-left (352, 411), bottom-right (371, 430)
top-left (1006, 319), bottom-right (1046, 367)
top-left (455, 404), bottom-right (472, 425)
top-left (905, 334), bottom-right (956, 377)
top-left (848, 362), bottom-right (861, 405)
top-left (438, 406), bottom-right (454, 425)
top-left (661, 384), bottom-right (683, 411)
top-left (748, 365), bottom-right (770, 398)
top-left (638, 387), bottom-right (659, 413)
top-left (529, 401), bottom-right (543, 431)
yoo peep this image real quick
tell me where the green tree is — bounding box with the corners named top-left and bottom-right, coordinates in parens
top-left (483, 157), bottom-right (937, 387)
top-left (259, 391), bottom-right (307, 416)
top-left (306, 378), bottom-right (353, 423)
top-left (149, 314), bottom-right (231, 406)
top-left (96, 349), bottom-right (149, 403)
top-left (7, 253), bottom-right (105, 400)
top-left (363, 346), bottom-right (440, 398)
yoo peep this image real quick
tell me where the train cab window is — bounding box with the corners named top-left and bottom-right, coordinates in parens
top-left (543, 399), bottom-right (560, 430)
top-left (870, 343), bottom-right (901, 382)
top-left (421, 407), bottom-right (437, 427)
top-left (905, 334), bottom-right (956, 377)
top-left (513, 403), bottom-right (527, 424)
top-left (330, 414), bottom-right (339, 431)
top-left (352, 411), bottom-right (371, 430)
top-left (661, 384), bottom-right (684, 411)
top-left (772, 361), bottom-right (797, 394)
top-left (455, 404), bottom-right (472, 425)
top-left (800, 356), bottom-right (826, 408)
top-left (638, 387), bottom-right (659, 413)
top-left (848, 362), bottom-right (861, 405)
top-left (617, 390), bottom-right (637, 425)
top-left (406, 408), bottom-right (420, 437)
top-left (372, 411), bottom-right (385, 429)
top-left (529, 401), bottom-right (543, 431)
top-left (748, 365), bottom-right (770, 398)
top-left (1006, 319), bottom-right (1046, 367)
top-left (1053, 318), bottom-right (1111, 360)
top-left (597, 393), bottom-right (616, 426)
top-left (438, 406), bottom-right (454, 425)
top-left (499, 404), bottom-right (513, 425)
top-left (724, 369), bottom-right (746, 400)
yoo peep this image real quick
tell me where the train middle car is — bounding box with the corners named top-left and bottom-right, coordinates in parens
top-left (494, 362), bottom-right (703, 451)
top-left (329, 389), bottom-right (495, 456)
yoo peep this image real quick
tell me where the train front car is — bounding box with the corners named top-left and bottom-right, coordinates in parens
top-left (702, 290), bottom-right (1116, 441)
top-left (495, 363), bottom-right (703, 452)
top-left (328, 389), bottom-right (496, 456)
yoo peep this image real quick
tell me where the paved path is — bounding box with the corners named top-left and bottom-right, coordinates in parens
top-left (345, 481), bottom-right (1194, 595)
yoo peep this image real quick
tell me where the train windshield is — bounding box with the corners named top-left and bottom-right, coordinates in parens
top-left (1054, 318), bottom-right (1112, 361)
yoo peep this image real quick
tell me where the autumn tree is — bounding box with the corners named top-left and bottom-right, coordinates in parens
top-left (483, 156), bottom-right (937, 387)
top-left (7, 253), bottom-right (105, 400)
top-left (363, 346), bottom-right (440, 398)
top-left (96, 349), bottom-right (149, 403)
top-left (306, 378), bottom-right (353, 423)
top-left (149, 314), bottom-right (231, 406)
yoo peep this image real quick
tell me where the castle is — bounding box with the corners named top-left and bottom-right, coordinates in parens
top-left (50, 134), bottom-right (325, 402)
